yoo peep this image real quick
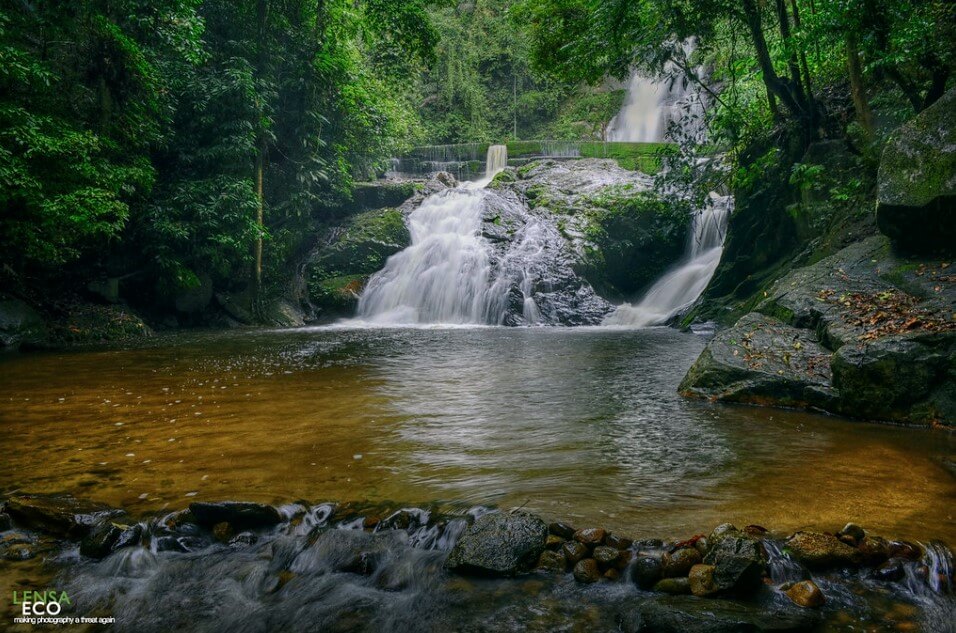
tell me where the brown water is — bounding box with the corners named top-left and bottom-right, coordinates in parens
top-left (1, 325), bottom-right (954, 542)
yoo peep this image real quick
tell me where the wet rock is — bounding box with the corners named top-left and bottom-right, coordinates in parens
top-left (0, 512), bottom-right (11, 531)
top-left (298, 528), bottom-right (402, 576)
top-left (80, 522), bottom-right (123, 558)
top-left (573, 527), bottom-right (606, 546)
top-left (784, 580), bottom-right (825, 608)
top-left (838, 523), bottom-right (865, 545)
top-left (548, 522), bottom-right (576, 539)
top-left (593, 545), bottom-right (621, 568)
top-left (228, 532), bottom-right (258, 548)
top-left (573, 558), bottom-right (602, 583)
top-left (653, 577), bottom-right (691, 595)
top-left (213, 522), bottom-right (234, 543)
top-left (606, 534), bottom-right (633, 549)
top-left (445, 511), bottom-right (547, 577)
top-left (679, 313), bottom-right (837, 410)
top-left (703, 532), bottom-right (766, 595)
top-left (113, 524), bottom-right (143, 551)
top-left (858, 535), bottom-right (890, 565)
top-left (2, 542), bottom-right (37, 561)
top-left (5, 494), bottom-right (122, 537)
top-left (619, 595), bottom-right (821, 633)
top-left (876, 86), bottom-right (956, 254)
top-left (604, 568), bottom-right (621, 581)
top-left (661, 547), bottom-right (702, 578)
top-left (873, 557), bottom-right (908, 582)
top-left (535, 550), bottom-right (567, 573)
top-left (632, 555), bottom-right (663, 589)
top-left (634, 538), bottom-right (665, 552)
top-left (688, 564), bottom-right (718, 597)
top-left (562, 541), bottom-right (589, 565)
top-left (189, 501), bottom-right (281, 530)
top-left (545, 534), bottom-right (565, 550)
top-left (888, 541), bottom-right (922, 560)
top-left (0, 297), bottom-right (47, 348)
top-left (785, 531), bottom-right (863, 569)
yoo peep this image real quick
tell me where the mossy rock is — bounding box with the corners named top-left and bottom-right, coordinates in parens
top-left (577, 188), bottom-right (690, 299)
top-left (877, 87), bottom-right (956, 255)
top-left (305, 208), bottom-right (410, 318)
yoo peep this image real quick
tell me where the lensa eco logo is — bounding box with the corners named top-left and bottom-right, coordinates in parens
top-left (13, 590), bottom-right (71, 616)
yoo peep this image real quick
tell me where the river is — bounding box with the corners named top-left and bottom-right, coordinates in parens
top-left (2, 326), bottom-right (952, 543)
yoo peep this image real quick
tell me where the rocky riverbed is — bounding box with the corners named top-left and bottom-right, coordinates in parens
top-left (1, 493), bottom-right (953, 632)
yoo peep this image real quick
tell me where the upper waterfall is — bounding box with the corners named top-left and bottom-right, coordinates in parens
top-left (606, 42), bottom-right (706, 144)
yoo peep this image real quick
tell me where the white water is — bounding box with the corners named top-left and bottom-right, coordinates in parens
top-left (606, 41), bottom-right (706, 144)
top-left (603, 41), bottom-right (731, 327)
top-left (355, 145), bottom-right (510, 325)
top-left (604, 193), bottom-right (729, 327)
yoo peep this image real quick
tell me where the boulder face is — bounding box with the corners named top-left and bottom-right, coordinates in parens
top-left (877, 87), bottom-right (956, 255)
top-left (445, 511), bottom-right (548, 577)
top-left (0, 298), bottom-right (47, 349)
top-left (681, 236), bottom-right (955, 425)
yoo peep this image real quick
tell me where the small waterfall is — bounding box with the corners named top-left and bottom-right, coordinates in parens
top-left (355, 146), bottom-right (509, 325)
top-left (604, 193), bottom-right (730, 327)
top-left (485, 144), bottom-right (508, 178)
top-left (606, 40), bottom-right (706, 144)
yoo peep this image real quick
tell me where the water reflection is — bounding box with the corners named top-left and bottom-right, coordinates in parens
top-left (0, 326), bottom-right (952, 541)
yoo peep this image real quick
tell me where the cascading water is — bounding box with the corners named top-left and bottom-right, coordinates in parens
top-left (355, 146), bottom-right (512, 325)
top-left (604, 193), bottom-right (729, 326)
top-left (606, 40), bottom-right (707, 144)
top-left (603, 41), bottom-right (731, 327)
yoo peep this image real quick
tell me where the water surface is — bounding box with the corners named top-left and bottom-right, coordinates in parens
top-left (1, 326), bottom-right (953, 541)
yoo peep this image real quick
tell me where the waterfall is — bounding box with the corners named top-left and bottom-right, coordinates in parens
top-left (604, 193), bottom-right (729, 327)
top-left (355, 146), bottom-right (509, 325)
top-left (606, 41), bottom-right (706, 144)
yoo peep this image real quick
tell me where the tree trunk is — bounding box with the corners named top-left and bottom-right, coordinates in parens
top-left (845, 31), bottom-right (874, 137)
top-left (740, 0), bottom-right (808, 124)
top-left (253, 0), bottom-right (268, 302)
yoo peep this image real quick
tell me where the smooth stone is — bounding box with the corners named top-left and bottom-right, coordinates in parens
top-left (189, 501), bottom-right (282, 530)
top-left (79, 522), bottom-right (123, 558)
top-left (839, 523), bottom-right (865, 542)
top-left (548, 522), bottom-right (576, 539)
top-left (784, 580), bottom-right (826, 608)
top-left (573, 558), bottom-right (602, 583)
top-left (445, 511), bottom-right (547, 577)
top-left (785, 531), bottom-right (863, 569)
top-left (604, 568), bottom-right (621, 581)
top-left (888, 541), bottom-right (922, 560)
top-left (703, 533), bottom-right (766, 595)
top-left (535, 550), bottom-right (567, 573)
top-left (545, 534), bottom-right (565, 550)
top-left (574, 527), bottom-right (606, 546)
top-left (653, 577), bottom-right (692, 595)
top-left (5, 494), bottom-right (122, 537)
top-left (606, 534), bottom-right (633, 550)
top-left (562, 541), bottom-right (589, 565)
top-left (873, 557), bottom-right (908, 582)
top-left (593, 545), bottom-right (621, 568)
top-left (632, 555), bottom-right (663, 589)
top-left (688, 564), bottom-right (719, 597)
top-left (661, 547), bottom-right (702, 578)
top-left (858, 535), bottom-right (890, 565)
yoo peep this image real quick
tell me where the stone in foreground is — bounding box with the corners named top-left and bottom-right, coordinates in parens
top-left (5, 494), bottom-right (123, 537)
top-left (785, 531), bottom-right (863, 569)
top-left (445, 511), bottom-right (547, 576)
top-left (189, 501), bottom-right (282, 530)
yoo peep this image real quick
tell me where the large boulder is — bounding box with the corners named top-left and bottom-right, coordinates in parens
top-left (877, 87), bottom-right (956, 255)
top-left (0, 298), bottom-right (47, 349)
top-left (702, 530), bottom-right (767, 596)
top-left (445, 511), bottom-right (548, 577)
top-left (679, 312), bottom-right (836, 411)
